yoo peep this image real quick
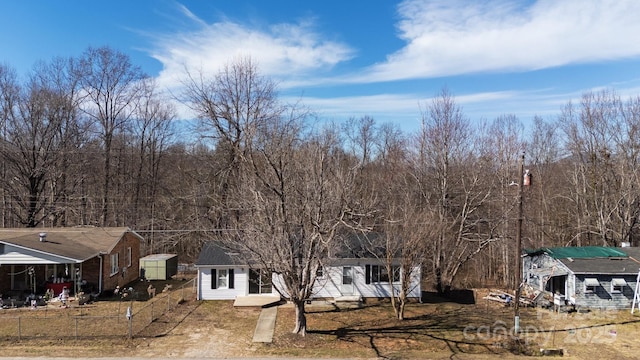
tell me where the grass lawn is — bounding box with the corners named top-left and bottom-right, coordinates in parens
top-left (2, 288), bottom-right (640, 359)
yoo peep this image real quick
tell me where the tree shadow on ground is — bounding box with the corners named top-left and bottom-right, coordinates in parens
top-left (421, 289), bottom-right (476, 305)
top-left (306, 300), bottom-right (386, 314)
top-left (307, 305), bottom-right (505, 359)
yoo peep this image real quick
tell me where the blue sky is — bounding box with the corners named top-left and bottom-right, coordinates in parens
top-left (2, 0), bottom-right (640, 133)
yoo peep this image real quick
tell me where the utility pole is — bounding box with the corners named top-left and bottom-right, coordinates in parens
top-left (514, 151), bottom-right (525, 335)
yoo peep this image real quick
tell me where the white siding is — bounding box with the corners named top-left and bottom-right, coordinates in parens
top-left (198, 267), bottom-right (248, 300)
top-left (275, 264), bottom-right (422, 300)
top-left (0, 244), bottom-right (74, 264)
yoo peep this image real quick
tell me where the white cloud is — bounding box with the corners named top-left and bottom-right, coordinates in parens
top-left (290, 88), bottom-right (596, 133)
top-left (149, 6), bottom-right (354, 91)
top-left (287, 90), bottom-right (529, 128)
top-left (146, 0), bottom-right (640, 132)
top-left (358, 0), bottom-right (640, 82)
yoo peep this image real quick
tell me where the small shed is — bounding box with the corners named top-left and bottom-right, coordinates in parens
top-left (140, 254), bottom-right (178, 280)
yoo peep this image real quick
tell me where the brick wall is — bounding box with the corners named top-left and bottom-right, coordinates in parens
top-left (101, 232), bottom-right (142, 292)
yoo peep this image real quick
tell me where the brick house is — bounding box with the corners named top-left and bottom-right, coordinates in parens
top-left (0, 227), bottom-right (143, 297)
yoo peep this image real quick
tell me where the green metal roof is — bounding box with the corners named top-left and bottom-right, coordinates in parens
top-left (525, 246), bottom-right (628, 259)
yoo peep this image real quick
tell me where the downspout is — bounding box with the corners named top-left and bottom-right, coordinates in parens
top-left (196, 268), bottom-right (200, 300)
top-left (98, 252), bottom-right (105, 294)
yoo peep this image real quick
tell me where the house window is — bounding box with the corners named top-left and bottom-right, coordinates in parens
top-left (218, 269), bottom-right (228, 288)
top-left (126, 247), bottom-right (132, 267)
top-left (316, 265), bottom-right (324, 278)
top-left (342, 267), bottom-right (353, 285)
top-left (211, 269), bottom-right (234, 289)
top-left (611, 278), bottom-right (626, 293)
top-left (366, 265), bottom-right (400, 284)
top-left (110, 253), bottom-right (119, 276)
top-left (584, 278), bottom-right (599, 293)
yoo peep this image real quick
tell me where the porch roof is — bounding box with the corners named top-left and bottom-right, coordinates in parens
top-left (0, 227), bottom-right (135, 263)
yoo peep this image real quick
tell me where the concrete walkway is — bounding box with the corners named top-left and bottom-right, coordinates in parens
top-left (252, 305), bottom-right (278, 343)
top-left (234, 295), bottom-right (281, 307)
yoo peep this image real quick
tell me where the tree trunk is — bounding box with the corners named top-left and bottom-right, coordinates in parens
top-left (397, 298), bottom-right (406, 320)
top-left (292, 300), bottom-right (307, 336)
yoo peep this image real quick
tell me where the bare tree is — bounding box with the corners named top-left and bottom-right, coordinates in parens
top-left (343, 115), bottom-right (376, 166)
top-left (525, 115), bottom-right (568, 247)
top-left (77, 46), bottom-right (146, 226)
top-left (228, 116), bottom-right (352, 335)
top-left (358, 139), bottom-right (429, 319)
top-left (32, 57), bottom-right (88, 227)
top-left (561, 90), bottom-right (623, 246)
top-left (0, 64), bottom-right (20, 226)
top-left (483, 114), bottom-right (525, 288)
top-left (181, 56), bottom-right (280, 229)
top-left (615, 95), bottom-right (640, 245)
top-left (182, 57), bottom-right (356, 335)
top-left (0, 58), bottom-right (89, 227)
top-left (130, 78), bottom-right (175, 227)
top-left (412, 88), bottom-right (496, 293)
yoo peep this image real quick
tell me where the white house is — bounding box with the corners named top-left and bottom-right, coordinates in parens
top-left (195, 241), bottom-right (422, 302)
top-left (195, 242), bottom-right (276, 300)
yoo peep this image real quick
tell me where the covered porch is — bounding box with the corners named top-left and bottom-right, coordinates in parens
top-left (0, 249), bottom-right (100, 300)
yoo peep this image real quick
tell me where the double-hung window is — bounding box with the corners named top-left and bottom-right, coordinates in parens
top-left (218, 269), bottom-right (228, 288)
top-left (110, 253), bottom-right (119, 276)
top-left (126, 247), bottom-right (132, 267)
top-left (211, 269), bottom-right (235, 289)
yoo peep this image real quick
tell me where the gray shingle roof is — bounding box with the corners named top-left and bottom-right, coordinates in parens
top-left (197, 232), bottom-right (400, 267)
top-left (0, 227), bottom-right (139, 262)
top-left (559, 257), bottom-right (640, 275)
top-left (195, 242), bottom-right (246, 266)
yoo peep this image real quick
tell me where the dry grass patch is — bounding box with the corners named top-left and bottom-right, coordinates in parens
top-left (4, 288), bottom-right (640, 359)
top-left (262, 298), bottom-right (520, 359)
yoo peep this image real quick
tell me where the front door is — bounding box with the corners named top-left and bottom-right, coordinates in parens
top-left (546, 275), bottom-right (567, 295)
top-left (341, 266), bottom-right (354, 295)
top-left (249, 269), bottom-right (272, 294)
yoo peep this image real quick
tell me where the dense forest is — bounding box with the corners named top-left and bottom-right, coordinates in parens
top-left (2, 45), bottom-right (640, 296)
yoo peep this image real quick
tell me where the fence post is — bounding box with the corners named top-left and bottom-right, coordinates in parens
top-left (75, 317), bottom-right (78, 340)
top-left (150, 302), bottom-right (154, 324)
top-left (167, 293), bottom-right (170, 312)
top-left (17, 317), bottom-right (21, 340)
top-left (127, 306), bottom-right (132, 339)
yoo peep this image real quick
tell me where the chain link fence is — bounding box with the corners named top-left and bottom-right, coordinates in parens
top-left (0, 278), bottom-right (197, 340)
